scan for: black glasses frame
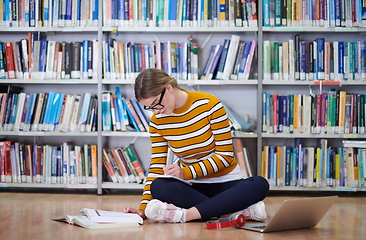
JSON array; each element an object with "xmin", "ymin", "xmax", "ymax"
[{"xmin": 143, "ymin": 88, "xmax": 166, "ymax": 111}]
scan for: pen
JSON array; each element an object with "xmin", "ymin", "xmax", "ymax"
[{"xmin": 172, "ymin": 156, "xmax": 181, "ymax": 165}]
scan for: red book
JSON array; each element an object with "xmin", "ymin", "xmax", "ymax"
[
  {"xmin": 24, "ymin": 145, "xmax": 33, "ymax": 183},
  {"xmin": 4, "ymin": 42, "xmax": 16, "ymax": 79},
  {"xmin": 0, "ymin": 141, "xmax": 5, "ymax": 182},
  {"xmin": 140, "ymin": 43, "xmax": 146, "ymax": 71},
  {"xmin": 35, "ymin": 145, "xmax": 43, "ymax": 183},
  {"xmin": 4, "ymin": 141, "xmax": 12, "ymax": 182}
]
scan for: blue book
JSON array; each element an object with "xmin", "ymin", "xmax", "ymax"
[
  {"xmin": 130, "ymin": 98, "xmax": 149, "ymax": 131},
  {"xmin": 263, "ymin": 0, "xmax": 270, "ymax": 26},
  {"xmin": 360, "ymin": 40, "xmax": 366, "ymax": 80},
  {"xmin": 201, "ymin": 45, "xmax": 216, "ymax": 80},
  {"xmin": 269, "ymin": 146, "xmax": 275, "ymax": 185},
  {"xmin": 102, "ymin": 91, "xmax": 112, "ymax": 131},
  {"xmin": 285, "ymin": 146, "xmax": 291, "ymax": 186},
  {"xmin": 317, "ymin": 38, "xmax": 325, "ymax": 80},
  {"xmin": 344, "ymin": 42, "xmax": 349, "ymax": 80},
  {"xmin": 104, "ymin": 41, "xmax": 111, "ymax": 79},
  {"xmin": 122, "ymin": 98, "xmax": 140, "ymax": 132},
  {"xmin": 29, "ymin": 0, "xmax": 36, "ymax": 27},
  {"xmin": 291, "ymin": 147, "xmax": 297, "ymax": 186},
  {"xmin": 49, "ymin": 93, "xmax": 64, "ymax": 131},
  {"xmin": 338, "ymin": 41, "xmax": 344, "ymax": 80},
  {"xmin": 65, "ymin": 0, "xmax": 73, "ymax": 24},
  {"xmin": 299, "ymin": 41, "xmax": 307, "ymax": 81},
  {"xmin": 9, "ymin": 94, "xmax": 18, "ymax": 129},
  {"xmin": 335, "ymin": 0, "xmax": 341, "ymax": 27},
  {"xmin": 115, "ymin": 87, "xmax": 128, "ymax": 131},
  {"xmin": 93, "ymin": 0, "xmax": 99, "ymax": 25},
  {"xmin": 38, "ymin": 40, "xmax": 48, "ymax": 79},
  {"xmin": 78, "ymin": 93, "xmax": 92, "ymax": 131},
  {"xmin": 4, "ymin": 0, "xmax": 11, "ymax": 26},
  {"xmin": 111, "ymin": 0, "xmax": 117, "ymax": 24},
  {"xmin": 123, "ymin": 0, "xmax": 129, "ymax": 24},
  {"xmin": 207, "ymin": 45, "xmax": 224, "ymax": 80},
  {"xmin": 281, "ymin": 95, "xmax": 288, "ymax": 133},
  {"xmin": 326, "ymin": 148, "xmax": 332, "ymax": 186},
  {"xmin": 47, "ymin": 92, "xmax": 60, "ymax": 131},
  {"xmin": 169, "ymin": 0, "xmax": 178, "ymax": 25},
  {"xmin": 237, "ymin": 42, "xmax": 251, "ymax": 79},
  {"xmin": 41, "ymin": 91, "xmax": 55, "ymax": 131},
  {"xmin": 117, "ymin": 0, "xmax": 125, "ymax": 22},
  {"xmin": 54, "ymin": 93, "xmax": 65, "ymax": 131},
  {"xmin": 52, "ymin": 0, "xmax": 59, "ymax": 27},
  {"xmin": 82, "ymin": 40, "xmax": 89, "ymax": 79},
  {"xmin": 24, "ymin": 93, "xmax": 36, "ymax": 131},
  {"xmin": 216, "ymin": 39, "xmax": 231, "ymax": 79}
]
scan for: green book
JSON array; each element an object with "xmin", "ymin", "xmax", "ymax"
[{"xmin": 123, "ymin": 144, "xmax": 145, "ymax": 182}]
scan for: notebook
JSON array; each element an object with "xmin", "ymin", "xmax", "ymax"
[{"xmin": 238, "ymin": 196, "xmax": 338, "ymax": 233}]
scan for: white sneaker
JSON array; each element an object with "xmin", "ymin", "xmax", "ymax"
[
  {"xmin": 145, "ymin": 199, "xmax": 186, "ymax": 223},
  {"xmin": 242, "ymin": 201, "xmax": 267, "ymax": 221}
]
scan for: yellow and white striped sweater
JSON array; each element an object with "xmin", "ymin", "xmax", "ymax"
[{"xmin": 138, "ymin": 91, "xmax": 239, "ymax": 210}]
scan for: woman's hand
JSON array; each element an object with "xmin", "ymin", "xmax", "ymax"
[
  {"xmin": 122, "ymin": 207, "xmax": 146, "ymax": 219},
  {"xmin": 163, "ymin": 163, "xmax": 184, "ymax": 179}
]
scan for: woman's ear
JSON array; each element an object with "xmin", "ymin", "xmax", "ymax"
[{"xmin": 166, "ymin": 84, "xmax": 174, "ymax": 93}]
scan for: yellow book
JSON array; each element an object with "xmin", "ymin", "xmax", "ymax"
[
  {"xmin": 277, "ymin": 146, "xmax": 282, "ymax": 186},
  {"xmin": 219, "ymin": 0, "xmax": 226, "ymax": 23},
  {"xmin": 262, "ymin": 146, "xmax": 269, "ymax": 179},
  {"xmin": 91, "ymin": 145, "xmax": 98, "ymax": 184},
  {"xmin": 316, "ymin": 147, "xmax": 321, "ymax": 187},
  {"xmin": 335, "ymin": 152, "xmax": 340, "ymax": 187},
  {"xmin": 338, "ymin": 91, "xmax": 346, "ymax": 133},
  {"xmin": 293, "ymin": 95, "xmax": 299, "ymax": 133}
]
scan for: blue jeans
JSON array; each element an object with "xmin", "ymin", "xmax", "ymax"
[{"xmin": 150, "ymin": 176, "xmax": 270, "ymax": 221}]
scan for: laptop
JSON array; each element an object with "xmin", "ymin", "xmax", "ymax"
[{"xmin": 238, "ymin": 196, "xmax": 338, "ymax": 233}]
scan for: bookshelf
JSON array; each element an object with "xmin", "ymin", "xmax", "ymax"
[
  {"xmin": 258, "ymin": 0, "xmax": 366, "ymax": 192},
  {"xmin": 1, "ymin": 0, "xmax": 365, "ymax": 194}
]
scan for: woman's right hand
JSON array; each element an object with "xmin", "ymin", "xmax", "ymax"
[{"xmin": 122, "ymin": 207, "xmax": 146, "ymax": 219}]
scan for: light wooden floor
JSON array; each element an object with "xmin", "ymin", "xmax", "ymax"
[{"xmin": 0, "ymin": 192, "xmax": 365, "ymax": 240}]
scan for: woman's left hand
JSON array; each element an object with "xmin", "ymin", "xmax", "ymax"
[{"xmin": 163, "ymin": 164, "xmax": 184, "ymax": 179}]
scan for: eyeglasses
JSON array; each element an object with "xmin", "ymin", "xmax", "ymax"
[{"xmin": 143, "ymin": 88, "xmax": 166, "ymax": 111}]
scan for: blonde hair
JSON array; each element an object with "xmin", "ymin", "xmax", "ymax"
[{"xmin": 134, "ymin": 68, "xmax": 185, "ymax": 100}]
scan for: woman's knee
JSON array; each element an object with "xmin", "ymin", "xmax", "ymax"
[{"xmin": 150, "ymin": 178, "xmax": 177, "ymax": 200}]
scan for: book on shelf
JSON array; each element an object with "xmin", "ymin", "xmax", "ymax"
[
  {"xmin": 232, "ymin": 138, "xmax": 250, "ymax": 178},
  {"xmin": 222, "ymin": 102, "xmax": 253, "ymax": 132},
  {"xmin": 52, "ymin": 208, "xmax": 143, "ymax": 230},
  {"xmin": 102, "ymin": 144, "xmax": 146, "ymax": 184}
]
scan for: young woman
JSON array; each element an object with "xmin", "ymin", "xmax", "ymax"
[{"xmin": 122, "ymin": 68, "xmax": 269, "ymax": 223}]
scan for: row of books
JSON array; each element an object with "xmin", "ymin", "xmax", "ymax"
[
  {"xmin": 0, "ymin": 91, "xmax": 98, "ymax": 132},
  {"xmin": 102, "ymin": 144, "xmax": 145, "ymax": 183},
  {"xmin": 263, "ymin": 0, "xmax": 366, "ymax": 28},
  {"xmin": 0, "ymin": 0, "xmax": 258, "ymax": 28},
  {"xmin": 0, "ymin": 34, "xmax": 100, "ymax": 80},
  {"xmin": 101, "ymin": 0, "xmax": 258, "ymax": 28},
  {"xmin": 102, "ymin": 35, "xmax": 199, "ymax": 81},
  {"xmin": 0, "ymin": 0, "xmax": 99, "ymax": 28},
  {"xmin": 0, "ymin": 0, "xmax": 99, "ymax": 27},
  {"xmin": 0, "ymin": 34, "xmax": 200, "ymax": 80},
  {"xmin": 262, "ymin": 90, "xmax": 366, "ymax": 134},
  {"xmin": 0, "ymin": 141, "xmax": 98, "ymax": 184},
  {"xmin": 262, "ymin": 139, "xmax": 366, "ymax": 188},
  {"xmin": 263, "ymin": 37, "xmax": 366, "ymax": 81},
  {"xmin": 101, "ymin": 87, "xmax": 152, "ymax": 132},
  {"xmin": 201, "ymin": 36, "xmax": 257, "ymax": 80}
]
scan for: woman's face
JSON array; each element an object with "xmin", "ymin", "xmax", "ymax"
[{"xmin": 140, "ymin": 87, "xmax": 174, "ymax": 115}]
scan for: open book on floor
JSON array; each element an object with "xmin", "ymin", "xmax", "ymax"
[{"xmin": 52, "ymin": 208, "xmax": 143, "ymax": 230}]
